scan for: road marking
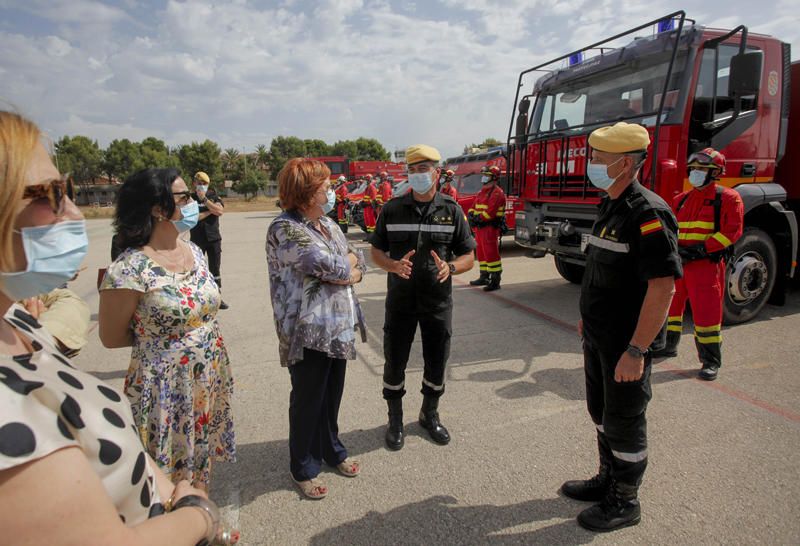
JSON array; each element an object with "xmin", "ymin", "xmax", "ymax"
[{"xmin": 457, "ymin": 279, "xmax": 800, "ymax": 425}]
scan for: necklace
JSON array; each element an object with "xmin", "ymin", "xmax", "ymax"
[{"xmin": 150, "ymin": 242, "xmax": 191, "ymax": 272}]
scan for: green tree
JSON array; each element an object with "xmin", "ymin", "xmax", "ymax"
[
  {"xmin": 268, "ymin": 136, "xmax": 306, "ymax": 177},
  {"xmin": 331, "ymin": 138, "xmax": 390, "ymax": 160},
  {"xmin": 221, "ymin": 148, "xmax": 241, "ymax": 180},
  {"xmin": 139, "ymin": 137, "xmax": 180, "ymax": 170},
  {"xmin": 353, "ymin": 137, "xmax": 390, "ymax": 161},
  {"xmin": 102, "ymin": 138, "xmax": 142, "ymax": 182},
  {"xmin": 463, "ymin": 137, "xmax": 504, "ymax": 154},
  {"xmin": 176, "ymin": 140, "xmax": 222, "ymax": 185},
  {"xmin": 232, "ymin": 169, "xmax": 266, "ymax": 201},
  {"xmin": 303, "ymin": 139, "xmax": 330, "ymax": 157},
  {"xmin": 254, "ymin": 144, "xmax": 270, "ymax": 171},
  {"xmin": 54, "ymin": 135, "xmax": 103, "ymax": 185}
]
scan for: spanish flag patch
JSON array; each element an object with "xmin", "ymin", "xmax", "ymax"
[{"xmin": 640, "ymin": 219, "xmax": 663, "ymax": 235}]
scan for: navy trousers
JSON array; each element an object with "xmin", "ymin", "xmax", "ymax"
[{"xmin": 288, "ymin": 348, "xmax": 348, "ymax": 481}]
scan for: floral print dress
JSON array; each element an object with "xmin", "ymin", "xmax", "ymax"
[{"xmin": 100, "ymin": 243, "xmax": 235, "ymax": 484}]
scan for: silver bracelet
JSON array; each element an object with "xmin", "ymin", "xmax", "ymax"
[{"xmin": 172, "ymin": 494, "xmax": 220, "ymax": 543}]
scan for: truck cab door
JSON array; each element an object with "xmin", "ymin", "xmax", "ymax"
[{"xmin": 688, "ymin": 29, "xmax": 763, "ymax": 187}]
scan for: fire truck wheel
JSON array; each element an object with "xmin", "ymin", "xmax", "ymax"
[
  {"xmin": 723, "ymin": 228, "xmax": 777, "ymax": 325},
  {"xmin": 554, "ymin": 255, "xmax": 585, "ymax": 284}
]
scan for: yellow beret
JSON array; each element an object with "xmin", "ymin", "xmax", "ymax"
[
  {"xmin": 588, "ymin": 122, "xmax": 650, "ymax": 154},
  {"xmin": 406, "ymin": 144, "xmax": 441, "ymax": 165},
  {"xmin": 194, "ymin": 171, "xmax": 210, "ymax": 183}
]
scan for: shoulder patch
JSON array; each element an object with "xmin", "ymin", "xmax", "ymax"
[{"xmin": 640, "ymin": 218, "xmax": 663, "ymax": 236}]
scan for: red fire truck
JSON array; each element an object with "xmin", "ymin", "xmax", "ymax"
[
  {"xmin": 508, "ymin": 11, "xmax": 797, "ymax": 323},
  {"xmin": 313, "ymin": 156, "xmax": 406, "ymax": 183},
  {"xmin": 444, "ymin": 146, "xmax": 523, "ymax": 230}
]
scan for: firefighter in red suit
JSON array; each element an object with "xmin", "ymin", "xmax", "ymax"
[
  {"xmin": 335, "ymin": 175, "xmax": 349, "ymax": 233},
  {"xmin": 377, "ymin": 171, "xmax": 392, "ymax": 214},
  {"xmin": 653, "ymin": 148, "xmax": 743, "ymax": 381},
  {"xmin": 468, "ymin": 165, "xmax": 506, "ymax": 291},
  {"xmin": 362, "ymin": 174, "xmax": 378, "ymax": 234},
  {"xmin": 439, "ymin": 169, "xmax": 458, "ymax": 200}
]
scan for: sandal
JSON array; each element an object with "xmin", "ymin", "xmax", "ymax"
[
  {"xmin": 337, "ymin": 458, "xmax": 361, "ymax": 477},
  {"xmin": 292, "ymin": 476, "xmax": 328, "ymax": 499}
]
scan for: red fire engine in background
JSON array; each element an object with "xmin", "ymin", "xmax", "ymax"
[
  {"xmin": 313, "ymin": 156, "xmax": 406, "ymax": 184},
  {"xmin": 444, "ymin": 146, "xmax": 523, "ymax": 231},
  {"xmin": 508, "ymin": 11, "xmax": 797, "ymax": 324}
]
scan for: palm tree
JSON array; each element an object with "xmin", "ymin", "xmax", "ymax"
[{"xmin": 222, "ymin": 148, "xmax": 240, "ymax": 178}]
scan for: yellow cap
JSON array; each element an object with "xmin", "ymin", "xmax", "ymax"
[
  {"xmin": 588, "ymin": 122, "xmax": 650, "ymax": 154},
  {"xmin": 406, "ymin": 144, "xmax": 441, "ymax": 165},
  {"xmin": 194, "ymin": 171, "xmax": 210, "ymax": 183}
]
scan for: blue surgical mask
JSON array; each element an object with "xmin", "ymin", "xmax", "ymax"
[
  {"xmin": 196, "ymin": 185, "xmax": 209, "ymax": 193},
  {"xmin": 321, "ymin": 188, "xmax": 336, "ymax": 214},
  {"xmin": 0, "ymin": 220, "xmax": 88, "ymax": 300},
  {"xmin": 688, "ymin": 169, "xmax": 709, "ymax": 188},
  {"xmin": 173, "ymin": 201, "xmax": 199, "ymax": 233},
  {"xmin": 586, "ymin": 157, "xmax": 624, "ymax": 190},
  {"xmin": 481, "ymin": 175, "xmax": 491, "ymax": 185},
  {"xmin": 408, "ymin": 172, "xmax": 434, "ymax": 194}
]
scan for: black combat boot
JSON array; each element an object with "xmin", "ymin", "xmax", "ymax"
[
  {"xmin": 577, "ymin": 481, "xmax": 641, "ymax": 532},
  {"xmin": 385, "ymin": 399, "xmax": 404, "ymax": 451},
  {"xmin": 699, "ymin": 363, "xmax": 719, "ymax": 381},
  {"xmin": 483, "ymin": 272, "xmax": 501, "ymax": 292},
  {"xmin": 419, "ymin": 395, "xmax": 450, "ymax": 445},
  {"xmin": 561, "ymin": 461, "xmax": 611, "ymax": 502},
  {"xmin": 469, "ymin": 271, "xmax": 489, "ymax": 286}
]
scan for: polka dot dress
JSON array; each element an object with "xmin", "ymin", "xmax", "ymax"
[{"xmin": 0, "ymin": 305, "xmax": 161, "ymax": 525}]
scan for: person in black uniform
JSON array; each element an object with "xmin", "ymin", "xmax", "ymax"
[
  {"xmin": 190, "ymin": 171, "xmax": 229, "ymax": 310},
  {"xmin": 370, "ymin": 144, "xmax": 475, "ymax": 450},
  {"xmin": 562, "ymin": 123, "xmax": 682, "ymax": 532}
]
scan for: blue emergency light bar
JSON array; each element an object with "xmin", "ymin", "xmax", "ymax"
[
  {"xmin": 658, "ymin": 18, "xmax": 675, "ymax": 32},
  {"xmin": 568, "ymin": 52, "xmax": 583, "ymax": 65}
]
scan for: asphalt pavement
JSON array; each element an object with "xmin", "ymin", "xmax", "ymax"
[{"xmin": 71, "ymin": 212, "xmax": 800, "ymax": 545}]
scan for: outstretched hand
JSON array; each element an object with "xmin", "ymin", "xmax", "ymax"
[
  {"xmin": 393, "ymin": 250, "xmax": 415, "ymax": 279},
  {"xmin": 431, "ymin": 250, "xmax": 450, "ymax": 283}
]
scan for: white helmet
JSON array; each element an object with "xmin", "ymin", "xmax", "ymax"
[{"xmin": 338, "ymin": 175, "xmax": 346, "ymax": 183}]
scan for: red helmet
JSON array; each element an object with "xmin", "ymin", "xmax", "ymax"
[
  {"xmin": 366, "ymin": 174, "xmax": 373, "ymax": 180},
  {"xmin": 444, "ymin": 169, "xmax": 455, "ymax": 180},
  {"xmin": 481, "ymin": 165, "xmax": 501, "ymax": 179},
  {"xmin": 687, "ymin": 147, "xmax": 726, "ymax": 176}
]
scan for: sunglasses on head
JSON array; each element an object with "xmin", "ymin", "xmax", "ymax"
[{"xmin": 23, "ymin": 175, "xmax": 69, "ymax": 215}]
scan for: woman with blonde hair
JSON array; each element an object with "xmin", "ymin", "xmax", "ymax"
[
  {"xmin": 0, "ymin": 110, "xmax": 237, "ymax": 544},
  {"xmin": 267, "ymin": 158, "xmax": 367, "ymax": 499}
]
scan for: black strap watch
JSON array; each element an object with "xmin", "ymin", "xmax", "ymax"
[
  {"xmin": 448, "ymin": 263, "xmax": 456, "ymax": 274},
  {"xmin": 626, "ymin": 343, "xmax": 648, "ymax": 358}
]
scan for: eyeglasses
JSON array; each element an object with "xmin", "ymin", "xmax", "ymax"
[
  {"xmin": 173, "ymin": 191, "xmax": 193, "ymax": 205},
  {"xmin": 22, "ymin": 176, "xmax": 68, "ymax": 215}
]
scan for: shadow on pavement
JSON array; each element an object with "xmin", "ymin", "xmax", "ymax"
[
  {"xmin": 308, "ymin": 494, "xmax": 593, "ymax": 545},
  {"xmin": 212, "ymin": 425, "xmax": 388, "ymax": 509}
]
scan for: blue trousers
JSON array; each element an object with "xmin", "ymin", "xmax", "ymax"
[{"xmin": 288, "ymin": 349, "xmax": 348, "ymax": 481}]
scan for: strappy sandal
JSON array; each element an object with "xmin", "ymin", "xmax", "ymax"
[
  {"xmin": 292, "ymin": 476, "xmax": 328, "ymax": 499},
  {"xmin": 336, "ymin": 458, "xmax": 361, "ymax": 477}
]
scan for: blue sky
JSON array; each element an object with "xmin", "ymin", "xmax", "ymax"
[{"xmin": 0, "ymin": 0, "xmax": 796, "ymax": 160}]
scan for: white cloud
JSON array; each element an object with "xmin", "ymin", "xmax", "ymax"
[{"xmin": 0, "ymin": 0, "xmax": 795, "ymax": 161}]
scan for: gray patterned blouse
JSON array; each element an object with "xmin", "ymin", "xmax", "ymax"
[{"xmin": 266, "ymin": 210, "xmax": 367, "ymax": 366}]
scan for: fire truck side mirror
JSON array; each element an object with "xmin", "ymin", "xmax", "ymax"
[
  {"xmin": 516, "ymin": 98, "xmax": 531, "ymax": 137},
  {"xmin": 729, "ymin": 51, "xmax": 763, "ymax": 98}
]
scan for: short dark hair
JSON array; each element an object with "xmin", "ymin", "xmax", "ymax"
[{"xmin": 114, "ymin": 168, "xmax": 181, "ymax": 250}]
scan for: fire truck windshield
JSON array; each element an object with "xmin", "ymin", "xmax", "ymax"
[
  {"xmin": 531, "ymin": 47, "xmax": 692, "ymax": 135},
  {"xmin": 456, "ymin": 173, "xmax": 484, "ymax": 195}
]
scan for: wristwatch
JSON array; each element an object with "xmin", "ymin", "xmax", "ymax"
[
  {"xmin": 448, "ymin": 263, "xmax": 456, "ymax": 274},
  {"xmin": 626, "ymin": 343, "xmax": 648, "ymax": 358}
]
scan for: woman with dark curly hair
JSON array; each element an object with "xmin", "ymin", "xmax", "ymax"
[{"xmin": 99, "ymin": 168, "xmax": 235, "ymax": 493}]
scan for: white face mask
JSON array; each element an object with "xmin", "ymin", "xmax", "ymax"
[
  {"xmin": 688, "ymin": 169, "xmax": 710, "ymax": 188},
  {"xmin": 408, "ymin": 171, "xmax": 434, "ymax": 194}
]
